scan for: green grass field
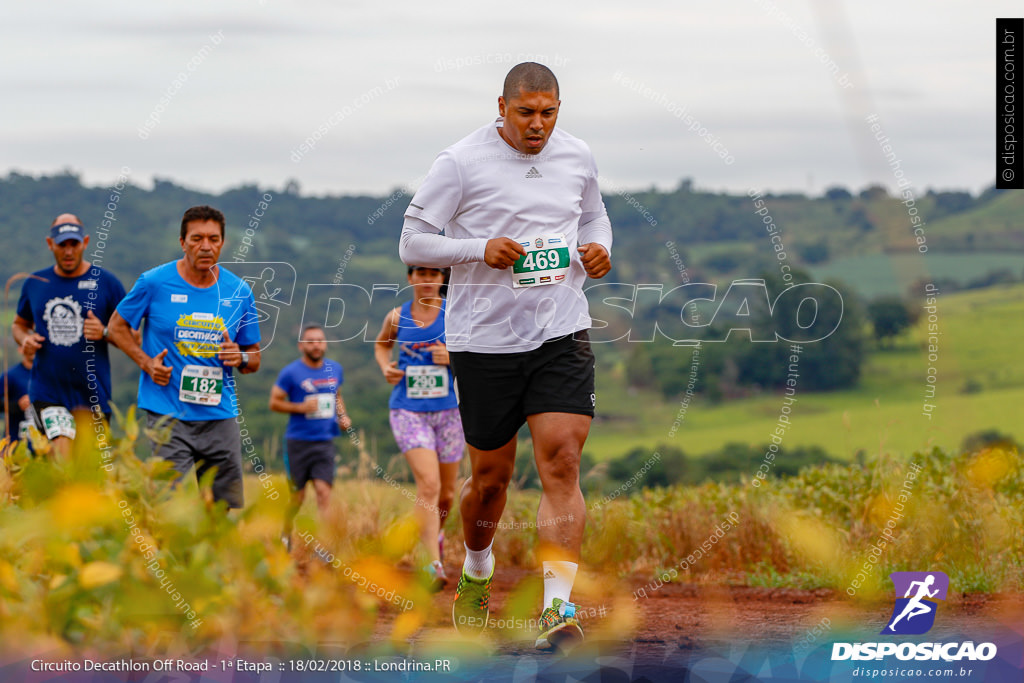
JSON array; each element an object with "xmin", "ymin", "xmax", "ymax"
[{"xmin": 584, "ymin": 283, "xmax": 1024, "ymax": 461}]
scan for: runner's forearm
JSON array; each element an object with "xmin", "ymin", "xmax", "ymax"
[
  {"xmin": 11, "ymin": 318, "xmax": 34, "ymax": 347},
  {"xmin": 237, "ymin": 344, "xmax": 261, "ymax": 374},
  {"xmin": 577, "ymin": 213, "xmax": 613, "ymax": 255},
  {"xmin": 102, "ymin": 326, "xmax": 141, "ymax": 352},
  {"xmin": 374, "ymin": 343, "xmax": 393, "ymax": 372},
  {"xmin": 269, "ymin": 396, "xmax": 309, "ymax": 414},
  {"xmin": 107, "ymin": 312, "xmax": 151, "ymax": 370},
  {"xmin": 399, "ymin": 216, "xmax": 488, "ymax": 267}
]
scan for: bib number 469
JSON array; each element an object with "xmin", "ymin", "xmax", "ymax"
[
  {"xmin": 518, "ymin": 249, "xmax": 562, "ymax": 272},
  {"xmin": 511, "ymin": 234, "xmax": 571, "ymax": 288}
]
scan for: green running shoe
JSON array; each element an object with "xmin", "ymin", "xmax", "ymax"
[
  {"xmin": 425, "ymin": 560, "xmax": 448, "ymax": 593},
  {"xmin": 535, "ymin": 598, "xmax": 583, "ymax": 652},
  {"xmin": 452, "ymin": 568, "xmax": 492, "ymax": 634}
]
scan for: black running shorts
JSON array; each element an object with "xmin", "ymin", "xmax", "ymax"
[
  {"xmin": 448, "ymin": 330, "xmax": 596, "ymax": 451},
  {"xmin": 284, "ymin": 439, "xmax": 337, "ymax": 490}
]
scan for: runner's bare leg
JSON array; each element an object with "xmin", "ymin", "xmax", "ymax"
[
  {"xmin": 283, "ymin": 485, "xmax": 306, "ymax": 540},
  {"xmin": 528, "ymin": 412, "xmax": 589, "ymax": 562},
  {"xmin": 312, "ymin": 479, "xmax": 333, "ymax": 517},
  {"xmin": 405, "ymin": 447, "xmax": 444, "ymax": 562},
  {"xmin": 437, "ymin": 459, "xmax": 459, "ymax": 530},
  {"xmin": 461, "ymin": 437, "xmax": 517, "ymax": 550}
]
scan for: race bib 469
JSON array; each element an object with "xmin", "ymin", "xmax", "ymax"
[{"xmin": 511, "ymin": 234, "xmax": 570, "ymax": 288}]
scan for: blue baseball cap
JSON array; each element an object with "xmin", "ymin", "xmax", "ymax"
[{"xmin": 50, "ymin": 222, "xmax": 86, "ymax": 244}]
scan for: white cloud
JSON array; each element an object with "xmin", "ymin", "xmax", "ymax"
[{"xmin": 0, "ymin": 1, "xmax": 1015, "ymax": 196}]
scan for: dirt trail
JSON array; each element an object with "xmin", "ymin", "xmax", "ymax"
[{"xmin": 361, "ymin": 566, "xmax": 1024, "ymax": 677}]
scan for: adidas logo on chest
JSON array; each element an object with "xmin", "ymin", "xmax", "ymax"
[{"xmin": 524, "ymin": 166, "xmax": 543, "ymax": 179}]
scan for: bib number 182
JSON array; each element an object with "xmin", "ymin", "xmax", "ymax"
[
  {"xmin": 180, "ymin": 365, "xmax": 224, "ymax": 406},
  {"xmin": 189, "ymin": 377, "xmax": 218, "ymax": 394}
]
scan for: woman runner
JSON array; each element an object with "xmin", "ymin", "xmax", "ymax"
[{"xmin": 374, "ymin": 266, "xmax": 465, "ymax": 590}]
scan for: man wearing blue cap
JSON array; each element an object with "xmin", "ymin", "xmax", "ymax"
[{"xmin": 12, "ymin": 213, "xmax": 129, "ymax": 456}]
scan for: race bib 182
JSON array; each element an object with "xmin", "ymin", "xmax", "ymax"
[{"xmin": 179, "ymin": 365, "xmax": 224, "ymax": 406}]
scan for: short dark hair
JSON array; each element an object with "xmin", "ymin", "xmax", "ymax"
[
  {"xmin": 503, "ymin": 62, "xmax": 559, "ymax": 101},
  {"xmin": 299, "ymin": 324, "xmax": 324, "ymax": 341},
  {"xmin": 180, "ymin": 205, "xmax": 225, "ymax": 241},
  {"xmin": 406, "ymin": 266, "xmax": 450, "ymax": 297}
]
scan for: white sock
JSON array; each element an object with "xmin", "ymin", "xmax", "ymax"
[
  {"xmin": 463, "ymin": 541, "xmax": 494, "ymax": 580},
  {"xmin": 543, "ymin": 561, "xmax": 578, "ymax": 609}
]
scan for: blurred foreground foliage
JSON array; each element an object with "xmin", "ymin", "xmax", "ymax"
[
  {"xmin": 575, "ymin": 442, "xmax": 1024, "ymax": 596},
  {"xmin": 1, "ymin": 409, "xmax": 1021, "ymax": 655},
  {"xmin": 0, "ymin": 408, "xmax": 438, "ymax": 657}
]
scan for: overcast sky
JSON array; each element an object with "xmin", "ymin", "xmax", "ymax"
[{"xmin": 1, "ymin": 1, "xmax": 1015, "ymax": 198}]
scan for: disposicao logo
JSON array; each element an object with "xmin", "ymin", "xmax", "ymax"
[
  {"xmin": 831, "ymin": 570, "xmax": 998, "ymax": 662},
  {"xmin": 881, "ymin": 571, "xmax": 948, "ymax": 635}
]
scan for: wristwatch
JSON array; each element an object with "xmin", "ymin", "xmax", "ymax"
[{"xmin": 239, "ymin": 352, "xmax": 250, "ymax": 369}]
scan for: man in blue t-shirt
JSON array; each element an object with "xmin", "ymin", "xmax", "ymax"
[
  {"xmin": 270, "ymin": 324, "xmax": 352, "ymax": 544},
  {"xmin": 108, "ymin": 205, "xmax": 262, "ymax": 509},
  {"xmin": 2, "ymin": 348, "xmax": 33, "ymax": 445},
  {"xmin": 12, "ymin": 213, "xmax": 130, "ymax": 456}
]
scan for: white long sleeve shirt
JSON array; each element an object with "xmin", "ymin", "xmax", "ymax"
[{"xmin": 400, "ymin": 120, "xmax": 613, "ymax": 353}]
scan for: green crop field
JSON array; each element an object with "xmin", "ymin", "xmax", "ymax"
[
  {"xmin": 584, "ymin": 283, "xmax": 1024, "ymax": 462},
  {"xmin": 808, "ymin": 252, "xmax": 1024, "ymax": 300}
]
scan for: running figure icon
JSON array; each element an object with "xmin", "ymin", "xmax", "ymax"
[{"xmin": 884, "ymin": 573, "xmax": 937, "ymax": 634}]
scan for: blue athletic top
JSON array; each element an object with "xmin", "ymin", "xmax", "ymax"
[
  {"xmin": 16, "ymin": 266, "xmax": 127, "ymax": 413},
  {"xmin": 3, "ymin": 362, "xmax": 31, "ymax": 439},
  {"xmin": 389, "ymin": 299, "xmax": 457, "ymax": 412},
  {"xmin": 275, "ymin": 358, "xmax": 343, "ymax": 441},
  {"xmin": 116, "ymin": 261, "xmax": 260, "ymax": 421}
]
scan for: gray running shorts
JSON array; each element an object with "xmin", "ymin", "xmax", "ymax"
[{"xmin": 146, "ymin": 411, "xmax": 245, "ymax": 509}]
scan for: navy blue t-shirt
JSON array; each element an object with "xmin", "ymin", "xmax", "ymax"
[
  {"xmin": 275, "ymin": 358, "xmax": 343, "ymax": 441},
  {"xmin": 2, "ymin": 361, "xmax": 31, "ymax": 439},
  {"xmin": 16, "ymin": 266, "xmax": 127, "ymax": 413}
]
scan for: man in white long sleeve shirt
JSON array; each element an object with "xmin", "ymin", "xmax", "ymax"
[{"xmin": 400, "ymin": 62, "xmax": 612, "ymax": 652}]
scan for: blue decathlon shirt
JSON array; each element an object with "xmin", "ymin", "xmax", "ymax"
[
  {"xmin": 16, "ymin": 266, "xmax": 127, "ymax": 413},
  {"xmin": 116, "ymin": 261, "xmax": 260, "ymax": 421},
  {"xmin": 389, "ymin": 300, "xmax": 458, "ymax": 412},
  {"xmin": 3, "ymin": 362, "xmax": 31, "ymax": 439},
  {"xmin": 275, "ymin": 358, "xmax": 343, "ymax": 441}
]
